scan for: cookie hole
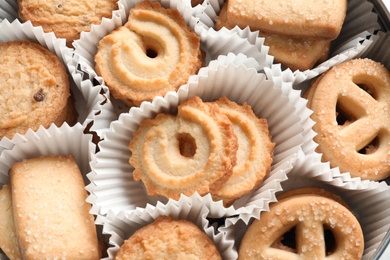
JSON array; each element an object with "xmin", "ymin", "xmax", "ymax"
[
  {"xmin": 324, "ymin": 227, "xmax": 336, "ymax": 255},
  {"xmin": 271, "ymin": 226, "xmax": 336, "ymax": 255},
  {"xmin": 358, "ymin": 135, "xmax": 379, "ymax": 155},
  {"xmin": 272, "ymin": 227, "xmax": 297, "ymax": 253},
  {"xmin": 357, "ymin": 83, "xmax": 376, "ymax": 100},
  {"xmin": 146, "ymin": 48, "xmax": 158, "ymax": 58},
  {"xmin": 177, "ymin": 133, "xmax": 196, "ymax": 158},
  {"xmin": 336, "ymin": 103, "xmax": 356, "ymax": 127}
]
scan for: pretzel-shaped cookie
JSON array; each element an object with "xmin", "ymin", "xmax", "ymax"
[
  {"xmin": 238, "ymin": 193, "xmax": 364, "ymax": 259},
  {"xmin": 307, "ymin": 58, "xmax": 390, "ymax": 180}
]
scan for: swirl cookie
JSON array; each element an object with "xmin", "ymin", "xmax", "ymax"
[
  {"xmin": 238, "ymin": 189, "xmax": 364, "ymax": 259},
  {"xmin": 306, "ymin": 58, "xmax": 390, "ymax": 180},
  {"xmin": 211, "ymin": 97, "xmax": 274, "ymax": 205},
  {"xmin": 0, "ymin": 41, "xmax": 72, "ymax": 140},
  {"xmin": 129, "ymin": 96, "xmax": 238, "ymax": 200},
  {"xmin": 95, "ymin": 1, "xmax": 204, "ymax": 106},
  {"xmin": 18, "ymin": 0, "xmax": 118, "ymax": 47},
  {"xmin": 115, "ymin": 216, "xmax": 221, "ymax": 259}
]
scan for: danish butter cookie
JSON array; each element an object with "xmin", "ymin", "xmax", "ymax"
[
  {"xmin": 129, "ymin": 96, "xmax": 238, "ymax": 200},
  {"xmin": 95, "ymin": 1, "xmax": 204, "ymax": 106},
  {"xmin": 307, "ymin": 58, "xmax": 390, "ymax": 180},
  {"xmin": 18, "ymin": 0, "xmax": 118, "ymax": 46},
  {"xmin": 216, "ymin": 1, "xmax": 332, "ymax": 71},
  {"xmin": 0, "ymin": 41, "xmax": 71, "ymax": 140},
  {"xmin": 211, "ymin": 97, "xmax": 274, "ymax": 205},
  {"xmin": 115, "ymin": 216, "xmax": 221, "ymax": 259},
  {"xmin": 10, "ymin": 155, "xmax": 101, "ymax": 259},
  {"xmin": 239, "ymin": 192, "xmax": 364, "ymax": 259},
  {"xmin": 226, "ymin": 0, "xmax": 347, "ymax": 40},
  {"xmin": 0, "ymin": 185, "xmax": 21, "ymax": 260}
]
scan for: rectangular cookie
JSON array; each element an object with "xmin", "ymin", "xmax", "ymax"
[
  {"xmin": 0, "ymin": 185, "xmax": 22, "ymax": 260},
  {"xmin": 226, "ymin": 0, "xmax": 347, "ymax": 40},
  {"xmin": 10, "ymin": 155, "xmax": 101, "ymax": 259}
]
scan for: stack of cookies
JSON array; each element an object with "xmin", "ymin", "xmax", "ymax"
[{"xmin": 216, "ymin": 0, "xmax": 348, "ymax": 71}]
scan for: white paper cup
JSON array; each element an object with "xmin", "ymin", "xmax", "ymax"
[
  {"xmin": 0, "ymin": 123, "xmax": 98, "ymax": 260},
  {"xmin": 71, "ymin": 0, "xmax": 275, "ymax": 119},
  {"xmin": 86, "ymin": 53, "xmax": 315, "ymax": 229},
  {"xmin": 195, "ymin": 0, "xmax": 380, "ymax": 81},
  {"xmin": 229, "ymin": 153, "xmax": 390, "ymax": 260},
  {"xmin": 0, "ymin": 19, "xmax": 115, "ymax": 150},
  {"xmin": 299, "ymin": 30, "xmax": 390, "ymax": 182},
  {"xmin": 97, "ymin": 195, "xmax": 237, "ymax": 259}
]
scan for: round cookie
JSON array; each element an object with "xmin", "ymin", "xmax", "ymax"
[
  {"xmin": 18, "ymin": 0, "xmax": 118, "ymax": 47},
  {"xmin": 238, "ymin": 190, "xmax": 364, "ymax": 259},
  {"xmin": 115, "ymin": 216, "xmax": 221, "ymax": 260},
  {"xmin": 129, "ymin": 96, "xmax": 238, "ymax": 200},
  {"xmin": 307, "ymin": 58, "xmax": 390, "ymax": 180},
  {"xmin": 95, "ymin": 1, "xmax": 204, "ymax": 106},
  {"xmin": 0, "ymin": 40, "xmax": 70, "ymax": 139},
  {"xmin": 211, "ymin": 97, "xmax": 274, "ymax": 205}
]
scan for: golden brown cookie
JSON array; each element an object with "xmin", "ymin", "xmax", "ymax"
[
  {"xmin": 306, "ymin": 58, "xmax": 390, "ymax": 180},
  {"xmin": 225, "ymin": 0, "xmax": 347, "ymax": 40},
  {"xmin": 238, "ymin": 191, "xmax": 364, "ymax": 259},
  {"xmin": 129, "ymin": 96, "xmax": 238, "ymax": 200},
  {"xmin": 95, "ymin": 1, "xmax": 204, "ymax": 106},
  {"xmin": 0, "ymin": 40, "xmax": 71, "ymax": 139},
  {"xmin": 0, "ymin": 185, "xmax": 22, "ymax": 260},
  {"xmin": 18, "ymin": 0, "xmax": 118, "ymax": 47},
  {"xmin": 216, "ymin": 1, "xmax": 331, "ymax": 71},
  {"xmin": 115, "ymin": 216, "xmax": 221, "ymax": 260},
  {"xmin": 10, "ymin": 155, "xmax": 101, "ymax": 259},
  {"xmin": 211, "ymin": 97, "xmax": 274, "ymax": 205}
]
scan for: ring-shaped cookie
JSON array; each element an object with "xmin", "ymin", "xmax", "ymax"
[
  {"xmin": 238, "ymin": 193, "xmax": 364, "ymax": 259},
  {"xmin": 307, "ymin": 58, "xmax": 390, "ymax": 180},
  {"xmin": 95, "ymin": 1, "xmax": 204, "ymax": 106},
  {"xmin": 129, "ymin": 96, "xmax": 238, "ymax": 200},
  {"xmin": 211, "ymin": 97, "xmax": 274, "ymax": 205}
]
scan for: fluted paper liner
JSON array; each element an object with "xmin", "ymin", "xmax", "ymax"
[
  {"xmin": 0, "ymin": 123, "xmax": 97, "ymax": 260},
  {"xmin": 71, "ymin": 0, "xmax": 274, "ymax": 119},
  {"xmin": 195, "ymin": 0, "xmax": 380, "ymax": 81},
  {"xmin": 0, "ymin": 18, "xmax": 115, "ymax": 151},
  {"xmin": 227, "ymin": 152, "xmax": 390, "ymax": 259},
  {"xmin": 97, "ymin": 196, "xmax": 237, "ymax": 259},
  {"xmin": 0, "ymin": 0, "xmax": 18, "ymax": 22},
  {"xmin": 86, "ymin": 53, "xmax": 316, "ymax": 227},
  {"xmin": 298, "ymin": 30, "xmax": 390, "ymax": 176},
  {"xmin": 0, "ymin": 123, "xmax": 95, "ymax": 185}
]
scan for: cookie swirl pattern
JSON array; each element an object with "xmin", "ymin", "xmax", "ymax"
[
  {"xmin": 95, "ymin": 1, "xmax": 204, "ymax": 106},
  {"xmin": 211, "ymin": 97, "xmax": 274, "ymax": 204},
  {"xmin": 307, "ymin": 58, "xmax": 390, "ymax": 180},
  {"xmin": 129, "ymin": 96, "xmax": 238, "ymax": 200}
]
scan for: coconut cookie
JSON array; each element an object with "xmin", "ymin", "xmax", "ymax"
[
  {"xmin": 115, "ymin": 216, "xmax": 221, "ymax": 259},
  {"xmin": 18, "ymin": 0, "xmax": 118, "ymax": 46},
  {"xmin": 0, "ymin": 41, "xmax": 72, "ymax": 140}
]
